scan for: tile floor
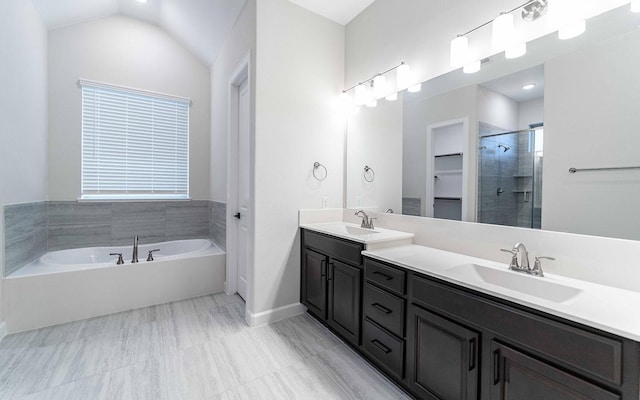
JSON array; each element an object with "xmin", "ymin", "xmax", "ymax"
[{"xmin": 0, "ymin": 293, "xmax": 411, "ymax": 399}]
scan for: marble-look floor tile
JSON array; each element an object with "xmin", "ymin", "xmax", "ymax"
[{"xmin": 163, "ymin": 343, "xmax": 226, "ymax": 400}]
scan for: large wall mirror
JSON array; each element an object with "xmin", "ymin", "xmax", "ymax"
[{"xmin": 346, "ymin": 4, "xmax": 640, "ymax": 241}]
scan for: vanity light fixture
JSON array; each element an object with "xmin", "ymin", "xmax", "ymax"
[
  {"xmin": 340, "ymin": 61, "xmax": 414, "ymax": 110},
  {"xmin": 505, "ymin": 42, "xmax": 527, "ymax": 59},
  {"xmin": 463, "ymin": 60, "xmax": 481, "ymax": 74},
  {"xmin": 550, "ymin": 0, "xmax": 586, "ymax": 40},
  {"xmin": 558, "ymin": 19, "xmax": 586, "ymax": 40},
  {"xmin": 492, "ymin": 12, "xmax": 514, "ymax": 52},
  {"xmin": 450, "ymin": 36, "xmax": 469, "ymax": 68},
  {"xmin": 522, "ymin": 83, "xmax": 536, "ymax": 90},
  {"xmin": 408, "ymin": 83, "xmax": 422, "ymax": 93},
  {"xmin": 632, "ymin": 0, "xmax": 640, "ymax": 13}
]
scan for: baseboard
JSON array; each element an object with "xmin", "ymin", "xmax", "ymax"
[
  {"xmin": 0, "ymin": 321, "xmax": 7, "ymax": 343},
  {"xmin": 246, "ymin": 302, "xmax": 307, "ymax": 327}
]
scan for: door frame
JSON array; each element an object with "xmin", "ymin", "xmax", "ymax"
[
  {"xmin": 226, "ymin": 52, "xmax": 254, "ymax": 310},
  {"xmin": 425, "ymin": 117, "xmax": 470, "ymax": 220}
]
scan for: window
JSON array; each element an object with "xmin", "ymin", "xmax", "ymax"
[{"xmin": 80, "ymin": 80, "xmax": 190, "ymax": 200}]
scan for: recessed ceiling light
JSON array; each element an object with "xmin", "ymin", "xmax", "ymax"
[
  {"xmin": 522, "ymin": 84, "xmax": 536, "ymax": 90},
  {"xmin": 136, "ymin": 0, "xmax": 148, "ymax": 3}
]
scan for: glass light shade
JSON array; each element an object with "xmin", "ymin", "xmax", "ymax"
[
  {"xmin": 558, "ymin": 18, "xmax": 586, "ymax": 39},
  {"xmin": 463, "ymin": 60, "xmax": 481, "ymax": 74},
  {"xmin": 396, "ymin": 64, "xmax": 411, "ymax": 90},
  {"xmin": 633, "ymin": 0, "xmax": 640, "ymax": 12},
  {"xmin": 450, "ymin": 36, "xmax": 469, "ymax": 68},
  {"xmin": 408, "ymin": 83, "xmax": 422, "ymax": 93},
  {"xmin": 366, "ymin": 99, "xmax": 378, "ymax": 108},
  {"xmin": 505, "ymin": 42, "xmax": 527, "ymax": 59},
  {"xmin": 354, "ymin": 84, "xmax": 367, "ymax": 106},
  {"xmin": 385, "ymin": 92, "xmax": 398, "ymax": 101},
  {"xmin": 373, "ymin": 75, "xmax": 387, "ymax": 99},
  {"xmin": 492, "ymin": 12, "xmax": 514, "ymax": 52}
]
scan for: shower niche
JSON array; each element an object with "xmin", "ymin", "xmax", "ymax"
[{"xmin": 477, "ymin": 123, "xmax": 543, "ymax": 229}]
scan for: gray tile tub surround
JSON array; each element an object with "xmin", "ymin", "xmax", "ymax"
[
  {"xmin": 210, "ymin": 201, "xmax": 227, "ymax": 251},
  {"xmin": 4, "ymin": 202, "xmax": 48, "ymax": 276},
  {"xmin": 47, "ymin": 200, "xmax": 214, "ymax": 251}
]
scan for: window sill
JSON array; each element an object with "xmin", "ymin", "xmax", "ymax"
[{"xmin": 78, "ymin": 195, "xmax": 192, "ymax": 203}]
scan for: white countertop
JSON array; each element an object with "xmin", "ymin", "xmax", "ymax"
[
  {"xmin": 300, "ymin": 222, "xmax": 414, "ymax": 246},
  {"xmin": 364, "ymin": 244, "xmax": 640, "ymax": 342}
]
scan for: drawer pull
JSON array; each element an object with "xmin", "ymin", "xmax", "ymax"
[
  {"xmin": 372, "ymin": 271, "xmax": 393, "ymax": 281},
  {"xmin": 372, "ymin": 302, "xmax": 392, "ymax": 314},
  {"xmin": 321, "ymin": 261, "xmax": 326, "ymax": 278},
  {"xmin": 327, "ymin": 263, "xmax": 334, "ymax": 281},
  {"xmin": 468, "ymin": 338, "xmax": 476, "ymax": 371},
  {"xmin": 371, "ymin": 339, "xmax": 392, "ymax": 354},
  {"xmin": 493, "ymin": 350, "xmax": 501, "ymax": 384}
]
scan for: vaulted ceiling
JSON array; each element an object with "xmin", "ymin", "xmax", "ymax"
[{"xmin": 29, "ymin": 0, "xmax": 373, "ymax": 67}]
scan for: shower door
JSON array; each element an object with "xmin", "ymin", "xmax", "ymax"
[{"xmin": 478, "ymin": 129, "xmax": 540, "ymax": 229}]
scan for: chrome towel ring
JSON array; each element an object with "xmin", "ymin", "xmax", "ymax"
[
  {"xmin": 313, "ymin": 162, "xmax": 328, "ymax": 181},
  {"xmin": 364, "ymin": 165, "xmax": 375, "ymax": 182}
]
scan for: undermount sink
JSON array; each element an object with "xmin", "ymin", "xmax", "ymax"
[{"xmin": 446, "ymin": 263, "xmax": 583, "ymax": 303}]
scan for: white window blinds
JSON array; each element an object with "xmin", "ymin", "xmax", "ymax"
[{"xmin": 80, "ymin": 81, "xmax": 190, "ymax": 200}]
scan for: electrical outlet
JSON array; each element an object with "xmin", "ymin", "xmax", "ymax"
[{"xmin": 322, "ymin": 197, "xmax": 328, "ymax": 208}]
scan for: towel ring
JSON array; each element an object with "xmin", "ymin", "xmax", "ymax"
[
  {"xmin": 364, "ymin": 165, "xmax": 375, "ymax": 182},
  {"xmin": 313, "ymin": 162, "xmax": 328, "ymax": 181}
]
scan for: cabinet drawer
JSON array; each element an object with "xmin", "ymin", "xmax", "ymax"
[
  {"xmin": 363, "ymin": 319, "xmax": 404, "ymax": 379},
  {"xmin": 303, "ymin": 230, "xmax": 363, "ymax": 266},
  {"xmin": 411, "ymin": 273, "xmax": 623, "ymax": 386},
  {"xmin": 365, "ymin": 258, "xmax": 406, "ymax": 295},
  {"xmin": 363, "ymin": 283, "xmax": 405, "ymax": 338}
]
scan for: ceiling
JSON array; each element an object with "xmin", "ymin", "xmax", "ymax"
[
  {"xmin": 287, "ymin": 0, "xmax": 375, "ymax": 25},
  {"xmin": 481, "ymin": 64, "xmax": 545, "ymax": 103},
  {"xmin": 28, "ymin": 0, "xmax": 373, "ymax": 67}
]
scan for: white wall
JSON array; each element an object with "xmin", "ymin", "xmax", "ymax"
[
  {"xmin": 346, "ymin": 99, "xmax": 403, "ymax": 211},
  {"xmin": 543, "ymin": 29, "xmax": 640, "ymax": 240},
  {"xmin": 477, "ymin": 86, "xmax": 519, "ymax": 132},
  {"xmin": 210, "ymin": 0, "xmax": 256, "ymax": 203},
  {"xmin": 0, "ymin": 0, "xmax": 48, "ymax": 327},
  {"xmin": 252, "ymin": 0, "xmax": 345, "ymax": 316},
  {"xmin": 0, "ymin": 1, "xmax": 48, "ymax": 206},
  {"xmin": 518, "ymin": 97, "xmax": 544, "ymax": 130},
  {"xmin": 47, "ymin": 16, "xmax": 211, "ymax": 201}
]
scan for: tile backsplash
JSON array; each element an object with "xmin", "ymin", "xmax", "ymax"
[{"xmin": 4, "ymin": 200, "xmax": 227, "ymax": 276}]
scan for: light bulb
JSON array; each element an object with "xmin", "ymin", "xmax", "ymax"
[
  {"xmin": 385, "ymin": 92, "xmax": 398, "ymax": 101},
  {"xmin": 373, "ymin": 75, "xmax": 387, "ymax": 99},
  {"xmin": 632, "ymin": 0, "xmax": 640, "ymax": 12},
  {"xmin": 408, "ymin": 83, "xmax": 422, "ymax": 93},
  {"xmin": 396, "ymin": 64, "xmax": 411, "ymax": 90},
  {"xmin": 492, "ymin": 12, "xmax": 514, "ymax": 52},
  {"xmin": 505, "ymin": 42, "xmax": 527, "ymax": 59},
  {"xmin": 450, "ymin": 36, "xmax": 469, "ymax": 68},
  {"xmin": 522, "ymin": 84, "xmax": 536, "ymax": 90},
  {"xmin": 463, "ymin": 60, "xmax": 481, "ymax": 74},
  {"xmin": 354, "ymin": 84, "xmax": 367, "ymax": 106},
  {"xmin": 558, "ymin": 19, "xmax": 585, "ymax": 39}
]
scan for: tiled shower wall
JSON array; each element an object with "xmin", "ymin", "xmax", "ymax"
[{"xmin": 3, "ymin": 200, "xmax": 228, "ymax": 276}]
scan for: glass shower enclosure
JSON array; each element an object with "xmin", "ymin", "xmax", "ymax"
[{"xmin": 477, "ymin": 124, "xmax": 543, "ymax": 229}]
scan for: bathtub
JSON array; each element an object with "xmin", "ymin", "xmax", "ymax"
[{"xmin": 3, "ymin": 239, "xmax": 226, "ymax": 333}]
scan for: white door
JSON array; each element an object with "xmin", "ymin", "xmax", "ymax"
[{"xmin": 236, "ymin": 79, "xmax": 250, "ymax": 300}]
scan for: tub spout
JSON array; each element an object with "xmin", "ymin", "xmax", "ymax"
[{"xmin": 132, "ymin": 236, "xmax": 139, "ymax": 263}]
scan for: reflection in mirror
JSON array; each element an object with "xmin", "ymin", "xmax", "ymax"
[{"xmin": 346, "ymin": 4, "xmax": 640, "ymax": 241}]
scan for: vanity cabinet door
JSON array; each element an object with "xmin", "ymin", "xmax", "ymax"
[
  {"xmin": 327, "ymin": 259, "xmax": 362, "ymax": 347},
  {"xmin": 490, "ymin": 341, "xmax": 620, "ymax": 400},
  {"xmin": 301, "ymin": 248, "xmax": 328, "ymax": 320},
  {"xmin": 406, "ymin": 304, "xmax": 479, "ymax": 400}
]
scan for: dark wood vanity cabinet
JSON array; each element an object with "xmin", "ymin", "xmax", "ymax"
[
  {"xmin": 300, "ymin": 229, "xmax": 363, "ymax": 347},
  {"xmin": 300, "ymin": 236, "xmax": 640, "ymax": 400}
]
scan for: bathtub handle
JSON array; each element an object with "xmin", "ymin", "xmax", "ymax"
[
  {"xmin": 109, "ymin": 253, "xmax": 125, "ymax": 265},
  {"xmin": 147, "ymin": 249, "xmax": 160, "ymax": 262}
]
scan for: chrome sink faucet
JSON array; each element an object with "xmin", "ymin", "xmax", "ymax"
[
  {"xmin": 132, "ymin": 235, "xmax": 139, "ymax": 263},
  {"xmin": 501, "ymin": 243, "xmax": 530, "ymax": 273},
  {"xmin": 501, "ymin": 243, "xmax": 555, "ymax": 277},
  {"xmin": 355, "ymin": 210, "xmax": 375, "ymax": 229}
]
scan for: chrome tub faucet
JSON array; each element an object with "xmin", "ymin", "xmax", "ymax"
[{"xmin": 132, "ymin": 235, "xmax": 139, "ymax": 263}]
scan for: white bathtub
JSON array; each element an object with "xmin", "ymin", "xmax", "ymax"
[
  {"xmin": 3, "ymin": 239, "xmax": 226, "ymax": 333},
  {"xmin": 9, "ymin": 239, "xmax": 220, "ymax": 277}
]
